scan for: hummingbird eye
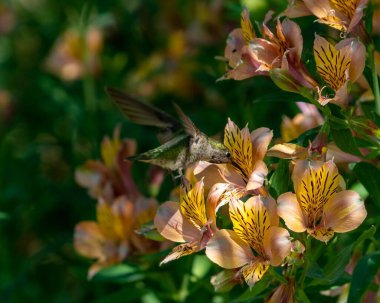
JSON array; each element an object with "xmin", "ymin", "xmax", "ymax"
[{"xmin": 226, "ymin": 152, "xmax": 231, "ymax": 158}]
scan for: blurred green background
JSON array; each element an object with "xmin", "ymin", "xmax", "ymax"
[{"xmin": 0, "ymin": 0, "xmax": 343, "ymax": 302}]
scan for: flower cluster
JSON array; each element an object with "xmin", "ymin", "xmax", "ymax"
[{"xmin": 73, "ymin": 127, "xmax": 164, "ymax": 278}]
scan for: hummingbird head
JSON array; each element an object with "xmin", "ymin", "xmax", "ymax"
[{"xmin": 207, "ymin": 138, "xmax": 231, "ymax": 164}]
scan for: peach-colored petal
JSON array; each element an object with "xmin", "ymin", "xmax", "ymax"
[
  {"xmin": 206, "ymin": 183, "xmax": 231, "ymax": 227},
  {"xmin": 277, "ymin": 192, "xmax": 307, "ymax": 232},
  {"xmin": 264, "ymin": 226, "xmax": 292, "ymax": 266},
  {"xmin": 262, "ymin": 195, "xmax": 279, "ymax": 227},
  {"xmin": 154, "ymin": 201, "xmax": 201, "ymax": 243},
  {"xmin": 303, "ymin": 0, "xmax": 332, "ymax": 19},
  {"xmin": 206, "ymin": 229, "xmax": 253, "ymax": 269},
  {"xmin": 284, "ymin": 0, "xmax": 312, "ymax": 18},
  {"xmin": 347, "ymin": 0, "xmax": 368, "ymax": 33},
  {"xmin": 225, "ymin": 29, "xmax": 246, "ymax": 67},
  {"xmin": 281, "ymin": 19, "xmax": 303, "ymax": 64},
  {"xmin": 324, "ymin": 190, "xmax": 367, "ymax": 233},
  {"xmin": 246, "ymin": 160, "xmax": 268, "ymax": 191},
  {"xmin": 267, "ymin": 143, "xmax": 308, "ymax": 159},
  {"xmin": 193, "ymin": 161, "xmax": 225, "ymax": 189},
  {"xmin": 336, "ymin": 38, "xmax": 365, "ymax": 83},
  {"xmin": 326, "ymin": 142, "xmax": 362, "ymax": 163},
  {"xmin": 74, "ymin": 221, "xmax": 106, "ymax": 260},
  {"xmin": 160, "ymin": 242, "xmax": 200, "ymax": 266},
  {"xmin": 248, "ymin": 38, "xmax": 280, "ymax": 71},
  {"xmin": 240, "ymin": 258, "xmax": 270, "ymax": 287},
  {"xmin": 251, "ymin": 127, "xmax": 273, "ymax": 162}
]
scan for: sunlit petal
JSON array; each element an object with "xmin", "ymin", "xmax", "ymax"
[
  {"xmin": 224, "ymin": 118, "xmax": 253, "ymax": 179},
  {"xmin": 296, "ymin": 160, "xmax": 341, "ymax": 226},
  {"xmin": 250, "ymin": 127, "xmax": 273, "ymax": 163},
  {"xmin": 277, "ymin": 192, "xmax": 307, "ymax": 232},
  {"xmin": 262, "ymin": 195, "xmax": 279, "ymax": 227},
  {"xmin": 180, "ymin": 179, "xmax": 207, "ymax": 230},
  {"xmin": 246, "ymin": 160, "xmax": 268, "ymax": 191},
  {"xmin": 206, "ymin": 229, "xmax": 253, "ymax": 269},
  {"xmin": 324, "ymin": 190, "xmax": 367, "ymax": 233},
  {"xmin": 154, "ymin": 201, "xmax": 201, "ymax": 243},
  {"xmin": 264, "ymin": 226, "xmax": 291, "ymax": 266},
  {"xmin": 229, "ymin": 197, "xmax": 270, "ymax": 256}
]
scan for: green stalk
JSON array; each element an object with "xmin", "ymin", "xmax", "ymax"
[
  {"xmin": 300, "ymin": 236, "xmax": 311, "ymax": 290},
  {"xmin": 369, "ymin": 44, "xmax": 380, "ymax": 115}
]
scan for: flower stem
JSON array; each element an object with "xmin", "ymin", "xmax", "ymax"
[
  {"xmin": 369, "ymin": 44, "xmax": 380, "ymax": 115},
  {"xmin": 300, "ymin": 236, "xmax": 311, "ymax": 290}
]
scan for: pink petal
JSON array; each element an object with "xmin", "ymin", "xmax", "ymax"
[
  {"xmin": 324, "ymin": 190, "xmax": 367, "ymax": 233},
  {"xmin": 225, "ymin": 28, "xmax": 246, "ymax": 67},
  {"xmin": 261, "ymin": 195, "xmax": 279, "ymax": 227},
  {"xmin": 264, "ymin": 226, "xmax": 292, "ymax": 266},
  {"xmin": 154, "ymin": 201, "xmax": 201, "ymax": 243},
  {"xmin": 277, "ymin": 192, "xmax": 307, "ymax": 232},
  {"xmin": 281, "ymin": 18, "xmax": 303, "ymax": 64},
  {"xmin": 248, "ymin": 38, "xmax": 280, "ymax": 71},
  {"xmin": 250, "ymin": 127, "xmax": 273, "ymax": 163},
  {"xmin": 347, "ymin": 0, "xmax": 368, "ymax": 33},
  {"xmin": 303, "ymin": 0, "xmax": 332, "ymax": 19},
  {"xmin": 206, "ymin": 229, "xmax": 253, "ymax": 269}
]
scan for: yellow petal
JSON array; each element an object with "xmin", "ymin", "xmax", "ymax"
[
  {"xmin": 324, "ymin": 190, "xmax": 367, "ymax": 233},
  {"xmin": 241, "ymin": 8, "xmax": 255, "ymax": 44},
  {"xmin": 330, "ymin": 0, "xmax": 357, "ymax": 19},
  {"xmin": 96, "ymin": 197, "xmax": 133, "ymax": 241},
  {"xmin": 307, "ymin": 226, "xmax": 334, "ymax": 243},
  {"xmin": 240, "ymin": 258, "xmax": 270, "ymax": 288},
  {"xmin": 314, "ymin": 35, "xmax": 351, "ymax": 91},
  {"xmin": 277, "ymin": 192, "xmax": 307, "ymax": 232},
  {"xmin": 160, "ymin": 242, "xmax": 199, "ymax": 266},
  {"xmin": 229, "ymin": 197, "xmax": 270, "ymax": 256},
  {"xmin": 206, "ymin": 229, "xmax": 253, "ymax": 269},
  {"xmin": 224, "ymin": 118, "xmax": 253, "ymax": 180},
  {"xmin": 296, "ymin": 160, "xmax": 340, "ymax": 227},
  {"xmin": 180, "ymin": 179, "xmax": 207, "ymax": 230}
]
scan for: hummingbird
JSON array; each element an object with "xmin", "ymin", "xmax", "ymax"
[{"xmin": 106, "ymin": 87, "xmax": 231, "ymax": 174}]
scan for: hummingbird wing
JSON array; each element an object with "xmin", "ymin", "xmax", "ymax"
[
  {"xmin": 106, "ymin": 87, "xmax": 182, "ymax": 142},
  {"xmin": 172, "ymin": 103, "xmax": 200, "ymax": 136}
]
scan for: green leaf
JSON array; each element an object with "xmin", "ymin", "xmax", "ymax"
[
  {"xmin": 269, "ymin": 159, "xmax": 290, "ymax": 198},
  {"xmin": 347, "ymin": 251, "xmax": 380, "ymax": 303},
  {"xmin": 353, "ymin": 226, "xmax": 376, "ymax": 247},
  {"xmin": 353, "ymin": 162, "xmax": 380, "ymax": 209},
  {"xmin": 295, "ymin": 289, "xmax": 311, "ymax": 303},
  {"xmin": 330, "ymin": 127, "xmax": 362, "ymax": 157},
  {"xmin": 233, "ymin": 275, "xmax": 270, "ymax": 302},
  {"xmin": 191, "ymin": 255, "xmax": 211, "ymax": 279},
  {"xmin": 92, "ymin": 264, "xmax": 144, "ymax": 283}
]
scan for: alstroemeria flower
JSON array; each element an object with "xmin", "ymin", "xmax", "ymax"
[
  {"xmin": 75, "ymin": 126, "xmax": 140, "ymax": 202},
  {"xmin": 314, "ymin": 35, "xmax": 365, "ymax": 107},
  {"xmin": 195, "ymin": 119, "xmax": 273, "ymax": 217},
  {"xmin": 74, "ymin": 195, "xmax": 159, "ymax": 279},
  {"xmin": 206, "ymin": 196, "xmax": 291, "ymax": 287},
  {"xmin": 265, "ymin": 279, "xmax": 296, "ymax": 303},
  {"xmin": 154, "ymin": 179, "xmax": 213, "ymax": 265},
  {"xmin": 221, "ymin": 9, "xmax": 317, "ymax": 89},
  {"xmin": 284, "ymin": 0, "xmax": 368, "ymax": 34},
  {"xmin": 277, "ymin": 160, "xmax": 367, "ymax": 242}
]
